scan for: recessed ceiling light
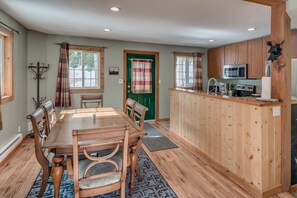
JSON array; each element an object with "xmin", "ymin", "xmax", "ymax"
[
  {"xmin": 104, "ymin": 28, "xmax": 111, "ymax": 32},
  {"xmin": 248, "ymin": 27, "xmax": 256, "ymax": 31},
  {"xmin": 209, "ymin": 39, "xmax": 215, "ymax": 42},
  {"xmin": 111, "ymin": 7, "xmax": 120, "ymax": 12}
]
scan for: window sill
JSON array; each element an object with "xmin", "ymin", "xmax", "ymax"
[
  {"xmin": 175, "ymin": 86, "xmax": 194, "ymax": 90},
  {"xmin": 70, "ymin": 88, "xmax": 104, "ymax": 94},
  {"xmin": 1, "ymin": 95, "xmax": 14, "ymax": 104}
]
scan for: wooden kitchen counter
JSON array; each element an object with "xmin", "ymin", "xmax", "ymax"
[
  {"xmin": 170, "ymin": 88, "xmax": 283, "ymax": 107},
  {"xmin": 170, "ymin": 88, "xmax": 282, "ymax": 198}
]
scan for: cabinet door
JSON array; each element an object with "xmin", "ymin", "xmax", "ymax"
[
  {"xmin": 208, "ymin": 48, "xmax": 216, "ymax": 78},
  {"xmin": 224, "ymin": 44, "xmax": 236, "ymax": 65},
  {"xmin": 208, "ymin": 47, "xmax": 224, "ymax": 78},
  {"xmin": 248, "ymin": 38, "xmax": 264, "ymax": 79},
  {"xmin": 292, "ymin": 30, "xmax": 297, "ymax": 59},
  {"xmin": 236, "ymin": 41, "xmax": 248, "ymax": 64}
]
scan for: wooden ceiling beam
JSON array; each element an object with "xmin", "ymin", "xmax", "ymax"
[{"xmin": 243, "ymin": 0, "xmax": 284, "ymax": 7}]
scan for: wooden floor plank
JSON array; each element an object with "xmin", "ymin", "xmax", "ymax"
[{"xmin": 0, "ymin": 122, "xmax": 294, "ymax": 198}]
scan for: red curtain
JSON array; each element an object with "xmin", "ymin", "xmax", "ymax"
[{"xmin": 55, "ymin": 43, "xmax": 71, "ymax": 107}]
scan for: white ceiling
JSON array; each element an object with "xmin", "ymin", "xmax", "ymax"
[{"xmin": 0, "ymin": 0, "xmax": 277, "ymax": 48}]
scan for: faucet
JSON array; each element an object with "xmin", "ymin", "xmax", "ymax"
[{"xmin": 207, "ymin": 78, "xmax": 218, "ymax": 94}]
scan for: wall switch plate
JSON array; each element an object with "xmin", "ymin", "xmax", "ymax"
[
  {"xmin": 18, "ymin": 126, "xmax": 21, "ymax": 133},
  {"xmin": 119, "ymin": 79, "xmax": 123, "ymax": 84},
  {"xmin": 273, "ymin": 106, "xmax": 281, "ymax": 117},
  {"xmin": 159, "ymin": 79, "xmax": 161, "ymax": 84}
]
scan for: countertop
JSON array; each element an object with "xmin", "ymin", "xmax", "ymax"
[{"xmin": 170, "ymin": 88, "xmax": 284, "ymax": 107}]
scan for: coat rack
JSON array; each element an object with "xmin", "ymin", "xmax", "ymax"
[{"xmin": 28, "ymin": 62, "xmax": 50, "ymax": 109}]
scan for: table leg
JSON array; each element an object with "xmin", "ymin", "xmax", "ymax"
[
  {"xmin": 52, "ymin": 155, "xmax": 64, "ymax": 198},
  {"xmin": 129, "ymin": 144, "xmax": 138, "ymax": 195}
]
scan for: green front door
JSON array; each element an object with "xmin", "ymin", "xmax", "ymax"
[{"xmin": 126, "ymin": 53, "xmax": 155, "ymax": 120}]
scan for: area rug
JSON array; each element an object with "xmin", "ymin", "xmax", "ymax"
[
  {"xmin": 27, "ymin": 149, "xmax": 177, "ymax": 198},
  {"xmin": 143, "ymin": 123, "xmax": 178, "ymax": 152}
]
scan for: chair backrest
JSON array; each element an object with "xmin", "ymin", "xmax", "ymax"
[
  {"xmin": 124, "ymin": 98, "xmax": 136, "ymax": 119},
  {"xmin": 72, "ymin": 125, "xmax": 129, "ymax": 197},
  {"xmin": 42, "ymin": 100, "xmax": 57, "ymax": 133},
  {"xmin": 27, "ymin": 108, "xmax": 50, "ymax": 168},
  {"xmin": 81, "ymin": 94, "xmax": 103, "ymax": 108},
  {"xmin": 133, "ymin": 103, "xmax": 148, "ymax": 129}
]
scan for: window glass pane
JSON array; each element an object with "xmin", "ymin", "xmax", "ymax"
[
  {"xmin": 69, "ymin": 50, "xmax": 100, "ymax": 89},
  {"xmin": 175, "ymin": 55, "xmax": 194, "ymax": 87}
]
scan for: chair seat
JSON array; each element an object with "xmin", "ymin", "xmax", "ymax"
[
  {"xmin": 47, "ymin": 152, "xmax": 67, "ymax": 167},
  {"xmin": 78, "ymin": 154, "xmax": 123, "ymax": 190}
]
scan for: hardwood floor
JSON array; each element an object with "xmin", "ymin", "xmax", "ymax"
[{"xmin": 0, "ymin": 122, "xmax": 294, "ymax": 198}]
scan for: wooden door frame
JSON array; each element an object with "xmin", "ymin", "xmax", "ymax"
[{"xmin": 123, "ymin": 50, "xmax": 160, "ymax": 121}]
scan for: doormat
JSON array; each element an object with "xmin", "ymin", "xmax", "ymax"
[{"xmin": 143, "ymin": 123, "xmax": 178, "ymax": 152}]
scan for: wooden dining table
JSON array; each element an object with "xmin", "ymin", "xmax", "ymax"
[{"xmin": 43, "ymin": 107, "xmax": 145, "ymax": 198}]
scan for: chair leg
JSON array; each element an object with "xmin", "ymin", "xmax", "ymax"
[
  {"xmin": 120, "ymin": 182, "xmax": 125, "ymax": 198},
  {"xmin": 38, "ymin": 166, "xmax": 50, "ymax": 198},
  {"xmin": 135, "ymin": 161, "xmax": 142, "ymax": 181}
]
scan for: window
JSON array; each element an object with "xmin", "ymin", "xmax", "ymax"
[
  {"xmin": 174, "ymin": 53, "xmax": 194, "ymax": 88},
  {"xmin": 0, "ymin": 27, "xmax": 13, "ymax": 103},
  {"xmin": 69, "ymin": 46, "xmax": 104, "ymax": 93}
]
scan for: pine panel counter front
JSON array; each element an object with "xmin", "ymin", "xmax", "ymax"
[{"xmin": 170, "ymin": 88, "xmax": 282, "ymax": 198}]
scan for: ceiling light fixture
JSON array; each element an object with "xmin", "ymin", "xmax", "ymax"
[
  {"xmin": 104, "ymin": 28, "xmax": 111, "ymax": 32},
  {"xmin": 111, "ymin": 7, "xmax": 120, "ymax": 12},
  {"xmin": 248, "ymin": 27, "xmax": 256, "ymax": 31},
  {"xmin": 209, "ymin": 39, "xmax": 215, "ymax": 42}
]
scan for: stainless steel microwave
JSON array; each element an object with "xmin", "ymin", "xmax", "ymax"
[{"xmin": 223, "ymin": 64, "xmax": 247, "ymax": 79}]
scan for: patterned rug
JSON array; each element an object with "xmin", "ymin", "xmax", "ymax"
[
  {"xmin": 27, "ymin": 149, "xmax": 177, "ymax": 198},
  {"xmin": 143, "ymin": 123, "xmax": 178, "ymax": 152}
]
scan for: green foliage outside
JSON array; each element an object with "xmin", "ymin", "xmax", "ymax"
[{"xmin": 69, "ymin": 51, "xmax": 96, "ymax": 72}]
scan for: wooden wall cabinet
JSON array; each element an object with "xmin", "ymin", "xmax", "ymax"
[
  {"xmin": 224, "ymin": 41, "xmax": 248, "ymax": 65},
  {"xmin": 248, "ymin": 38, "xmax": 264, "ymax": 79},
  {"xmin": 224, "ymin": 44, "xmax": 236, "ymax": 65},
  {"xmin": 292, "ymin": 30, "xmax": 297, "ymax": 59},
  {"xmin": 208, "ymin": 46, "xmax": 224, "ymax": 78}
]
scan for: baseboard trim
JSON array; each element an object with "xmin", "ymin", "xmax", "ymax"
[
  {"xmin": 0, "ymin": 134, "xmax": 29, "ymax": 167},
  {"xmin": 156, "ymin": 118, "xmax": 170, "ymax": 122},
  {"xmin": 169, "ymin": 131, "xmax": 282, "ymax": 198}
]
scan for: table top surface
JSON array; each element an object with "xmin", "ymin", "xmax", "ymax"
[{"xmin": 43, "ymin": 108, "xmax": 145, "ymax": 150}]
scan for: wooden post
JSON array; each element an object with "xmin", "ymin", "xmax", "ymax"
[
  {"xmin": 244, "ymin": 0, "xmax": 292, "ymax": 192},
  {"xmin": 270, "ymin": 0, "xmax": 292, "ymax": 191}
]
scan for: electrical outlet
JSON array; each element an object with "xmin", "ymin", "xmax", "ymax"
[
  {"xmin": 18, "ymin": 125, "xmax": 21, "ymax": 133},
  {"xmin": 273, "ymin": 106, "xmax": 281, "ymax": 117}
]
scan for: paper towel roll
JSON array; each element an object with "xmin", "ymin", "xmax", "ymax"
[{"xmin": 261, "ymin": 77, "xmax": 271, "ymax": 99}]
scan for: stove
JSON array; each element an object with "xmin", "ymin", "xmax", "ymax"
[{"xmin": 230, "ymin": 84, "xmax": 256, "ymax": 97}]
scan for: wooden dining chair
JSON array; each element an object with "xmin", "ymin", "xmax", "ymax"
[
  {"xmin": 42, "ymin": 100, "xmax": 57, "ymax": 134},
  {"xmin": 124, "ymin": 98, "xmax": 136, "ymax": 119},
  {"xmin": 80, "ymin": 94, "xmax": 103, "ymax": 108},
  {"xmin": 72, "ymin": 125, "xmax": 129, "ymax": 198},
  {"xmin": 27, "ymin": 108, "xmax": 68, "ymax": 198},
  {"xmin": 133, "ymin": 102, "xmax": 148, "ymax": 129}
]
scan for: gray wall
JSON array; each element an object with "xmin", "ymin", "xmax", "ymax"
[
  {"xmin": 0, "ymin": 10, "xmax": 27, "ymax": 148},
  {"xmin": 27, "ymin": 31, "xmax": 208, "ymax": 119}
]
